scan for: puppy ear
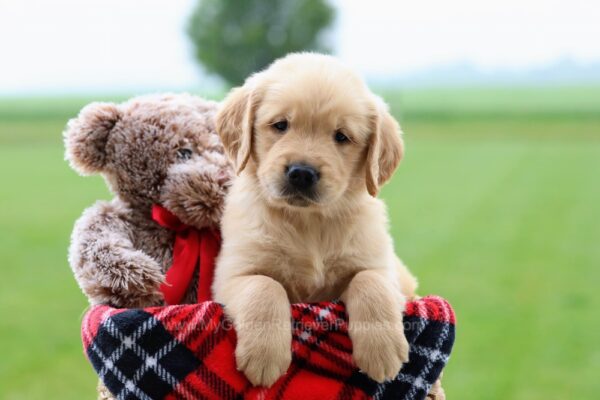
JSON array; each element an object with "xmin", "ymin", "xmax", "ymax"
[
  {"xmin": 64, "ymin": 102, "xmax": 121, "ymax": 175},
  {"xmin": 215, "ymin": 85, "xmax": 261, "ymax": 174},
  {"xmin": 365, "ymin": 99, "xmax": 404, "ymax": 196}
]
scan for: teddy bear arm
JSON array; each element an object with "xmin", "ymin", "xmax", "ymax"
[{"xmin": 69, "ymin": 203, "xmax": 165, "ymax": 308}]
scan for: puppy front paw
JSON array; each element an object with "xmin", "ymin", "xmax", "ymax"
[
  {"xmin": 235, "ymin": 322, "xmax": 292, "ymax": 387},
  {"xmin": 351, "ymin": 323, "xmax": 409, "ymax": 382}
]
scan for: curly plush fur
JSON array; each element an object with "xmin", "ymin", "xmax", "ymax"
[
  {"xmin": 65, "ymin": 94, "xmax": 232, "ymax": 309},
  {"xmin": 66, "ymin": 94, "xmax": 233, "ymax": 400}
]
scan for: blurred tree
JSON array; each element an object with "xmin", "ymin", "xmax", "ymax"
[{"xmin": 187, "ymin": 0, "xmax": 335, "ymax": 86}]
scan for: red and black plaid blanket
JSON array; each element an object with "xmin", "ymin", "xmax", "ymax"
[{"xmin": 82, "ymin": 296, "xmax": 455, "ymax": 400}]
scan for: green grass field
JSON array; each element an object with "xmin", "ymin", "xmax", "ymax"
[{"xmin": 1, "ymin": 87, "xmax": 599, "ymax": 399}]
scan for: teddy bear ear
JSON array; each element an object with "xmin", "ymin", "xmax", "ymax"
[{"xmin": 64, "ymin": 102, "xmax": 121, "ymax": 175}]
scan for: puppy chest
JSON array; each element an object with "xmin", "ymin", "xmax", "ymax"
[{"xmin": 277, "ymin": 253, "xmax": 358, "ymax": 303}]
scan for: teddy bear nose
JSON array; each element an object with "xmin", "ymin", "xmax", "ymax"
[{"xmin": 216, "ymin": 170, "xmax": 230, "ymax": 185}]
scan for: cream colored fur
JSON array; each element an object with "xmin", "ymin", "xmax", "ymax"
[{"xmin": 213, "ymin": 53, "xmax": 418, "ymax": 387}]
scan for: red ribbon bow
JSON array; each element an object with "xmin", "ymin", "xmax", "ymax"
[{"xmin": 152, "ymin": 204, "xmax": 221, "ymax": 305}]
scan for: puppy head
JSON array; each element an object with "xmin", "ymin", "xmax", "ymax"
[{"xmin": 216, "ymin": 53, "xmax": 403, "ymax": 211}]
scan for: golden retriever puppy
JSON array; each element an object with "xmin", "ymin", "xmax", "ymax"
[{"xmin": 213, "ymin": 53, "xmax": 418, "ymax": 387}]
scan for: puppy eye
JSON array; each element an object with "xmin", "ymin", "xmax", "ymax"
[
  {"xmin": 272, "ymin": 120, "xmax": 288, "ymax": 132},
  {"xmin": 334, "ymin": 130, "xmax": 350, "ymax": 144},
  {"xmin": 177, "ymin": 148, "xmax": 193, "ymax": 160}
]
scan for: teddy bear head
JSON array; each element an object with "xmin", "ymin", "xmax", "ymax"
[{"xmin": 64, "ymin": 93, "xmax": 232, "ymax": 229}]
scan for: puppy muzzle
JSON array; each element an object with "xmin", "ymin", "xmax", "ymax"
[{"xmin": 281, "ymin": 163, "xmax": 320, "ymax": 203}]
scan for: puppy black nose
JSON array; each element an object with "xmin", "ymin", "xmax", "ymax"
[{"xmin": 286, "ymin": 164, "xmax": 320, "ymax": 191}]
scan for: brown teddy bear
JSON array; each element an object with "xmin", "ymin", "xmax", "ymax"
[
  {"xmin": 64, "ymin": 93, "xmax": 232, "ymax": 309},
  {"xmin": 65, "ymin": 93, "xmax": 233, "ymax": 400}
]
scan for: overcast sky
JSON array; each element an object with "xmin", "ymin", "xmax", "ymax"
[{"xmin": 0, "ymin": 0, "xmax": 599, "ymax": 94}]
